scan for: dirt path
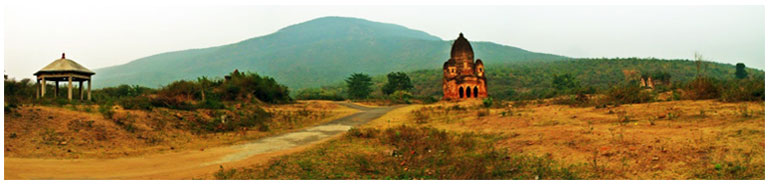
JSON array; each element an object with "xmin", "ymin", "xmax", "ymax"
[{"xmin": 4, "ymin": 102, "xmax": 399, "ymax": 180}]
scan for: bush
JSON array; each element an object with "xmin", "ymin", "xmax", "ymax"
[
  {"xmin": 118, "ymin": 96, "xmax": 154, "ymax": 110},
  {"xmin": 98, "ymin": 103, "xmax": 115, "ymax": 119},
  {"xmin": 94, "ymin": 84, "xmax": 153, "ymax": 99},
  {"xmin": 601, "ymin": 84, "xmax": 654, "ymax": 105},
  {"xmin": 414, "ymin": 96, "xmax": 438, "ymax": 104},
  {"xmin": 295, "ymin": 88, "xmax": 345, "ymax": 101},
  {"xmin": 197, "ymin": 98, "xmax": 226, "ymax": 109},
  {"xmin": 482, "ymin": 97, "xmax": 494, "ymax": 108},
  {"xmin": 720, "ymin": 78, "xmax": 764, "ymax": 102},
  {"xmin": 222, "ymin": 71, "xmax": 292, "ymax": 103},
  {"xmin": 188, "ymin": 108, "xmax": 271, "ymax": 133},
  {"xmin": 151, "ymin": 95, "xmax": 194, "ymax": 110},
  {"xmin": 4, "ymin": 78, "xmax": 36, "ymax": 105},
  {"xmin": 411, "ymin": 109, "xmax": 429, "ymax": 124},
  {"xmin": 684, "ymin": 77, "xmax": 720, "ymax": 100},
  {"xmin": 389, "ymin": 90, "xmax": 413, "ymax": 104},
  {"xmin": 554, "ymin": 94, "xmax": 591, "ymax": 107},
  {"xmin": 157, "ymin": 80, "xmax": 200, "ymax": 101}
]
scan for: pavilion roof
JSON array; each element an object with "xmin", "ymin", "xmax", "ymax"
[{"xmin": 34, "ymin": 53, "xmax": 95, "ymax": 76}]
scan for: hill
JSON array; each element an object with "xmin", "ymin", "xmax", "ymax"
[{"xmin": 93, "ymin": 16, "xmax": 567, "ymax": 89}]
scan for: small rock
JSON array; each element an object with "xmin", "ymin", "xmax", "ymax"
[
  {"xmin": 170, "ymin": 146, "xmax": 175, "ymax": 150},
  {"xmin": 67, "ymin": 149, "xmax": 72, "ymax": 153},
  {"xmin": 59, "ymin": 141, "xmax": 68, "ymax": 145},
  {"xmin": 652, "ymin": 156, "xmax": 660, "ymax": 161}
]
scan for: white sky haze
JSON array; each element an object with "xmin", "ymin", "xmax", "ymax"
[{"xmin": 3, "ymin": 4, "xmax": 765, "ymax": 80}]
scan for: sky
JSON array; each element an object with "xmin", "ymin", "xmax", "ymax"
[{"xmin": 3, "ymin": 4, "xmax": 765, "ymax": 80}]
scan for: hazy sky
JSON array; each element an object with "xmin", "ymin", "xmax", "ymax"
[{"xmin": 3, "ymin": 5, "xmax": 764, "ymax": 80}]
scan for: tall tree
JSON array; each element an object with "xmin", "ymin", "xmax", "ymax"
[
  {"xmin": 382, "ymin": 72, "xmax": 414, "ymax": 95},
  {"xmin": 735, "ymin": 63, "xmax": 748, "ymax": 79},
  {"xmin": 694, "ymin": 52, "xmax": 703, "ymax": 78},
  {"xmin": 345, "ymin": 73, "xmax": 373, "ymax": 99}
]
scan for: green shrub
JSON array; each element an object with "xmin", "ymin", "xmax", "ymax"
[
  {"xmin": 224, "ymin": 71, "xmax": 292, "ymax": 103},
  {"xmin": 720, "ymin": 78, "xmax": 764, "ymax": 102},
  {"xmin": 4, "ymin": 78, "xmax": 36, "ymax": 105},
  {"xmin": 295, "ymin": 88, "xmax": 345, "ymax": 101},
  {"xmin": 389, "ymin": 90, "xmax": 413, "ymax": 104},
  {"xmin": 602, "ymin": 84, "xmax": 654, "ymax": 105},
  {"xmin": 415, "ymin": 96, "xmax": 438, "ymax": 104},
  {"xmin": 482, "ymin": 97, "xmax": 494, "ymax": 108},
  {"xmin": 197, "ymin": 98, "xmax": 226, "ymax": 109},
  {"xmin": 118, "ymin": 96, "xmax": 154, "ymax": 110},
  {"xmin": 98, "ymin": 103, "xmax": 115, "ymax": 119},
  {"xmin": 189, "ymin": 108, "xmax": 271, "ymax": 133},
  {"xmin": 684, "ymin": 77, "xmax": 721, "ymax": 100}
]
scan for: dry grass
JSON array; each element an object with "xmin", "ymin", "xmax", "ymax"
[
  {"xmin": 217, "ymin": 99, "xmax": 764, "ymax": 179},
  {"xmin": 4, "ymin": 100, "xmax": 357, "ymax": 159},
  {"xmin": 391, "ymin": 99, "xmax": 765, "ymax": 179}
]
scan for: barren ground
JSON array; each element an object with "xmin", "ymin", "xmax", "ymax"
[{"xmin": 4, "ymin": 102, "xmax": 399, "ymax": 179}]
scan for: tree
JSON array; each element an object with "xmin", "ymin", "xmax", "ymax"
[
  {"xmin": 694, "ymin": 52, "xmax": 703, "ymax": 78},
  {"xmin": 735, "ymin": 63, "xmax": 748, "ymax": 79},
  {"xmin": 345, "ymin": 73, "xmax": 373, "ymax": 99},
  {"xmin": 382, "ymin": 72, "xmax": 414, "ymax": 95}
]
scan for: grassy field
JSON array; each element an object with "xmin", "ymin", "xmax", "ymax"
[
  {"xmin": 215, "ymin": 99, "xmax": 764, "ymax": 180},
  {"xmin": 4, "ymin": 100, "xmax": 357, "ymax": 159}
]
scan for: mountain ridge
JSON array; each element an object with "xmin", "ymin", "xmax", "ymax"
[{"xmin": 93, "ymin": 16, "xmax": 568, "ymax": 89}]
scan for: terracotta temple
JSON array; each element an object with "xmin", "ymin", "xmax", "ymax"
[{"xmin": 442, "ymin": 33, "xmax": 488, "ymax": 100}]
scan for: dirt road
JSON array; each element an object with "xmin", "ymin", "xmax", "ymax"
[{"xmin": 4, "ymin": 102, "xmax": 399, "ymax": 180}]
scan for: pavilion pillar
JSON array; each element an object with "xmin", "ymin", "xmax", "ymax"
[
  {"xmin": 68, "ymin": 76, "xmax": 73, "ymax": 101},
  {"xmin": 41, "ymin": 77, "xmax": 46, "ymax": 97},
  {"xmin": 36, "ymin": 79, "xmax": 40, "ymax": 99},
  {"xmin": 54, "ymin": 81, "xmax": 58, "ymax": 98},
  {"xmin": 79, "ymin": 81, "xmax": 84, "ymax": 100},
  {"xmin": 87, "ymin": 79, "xmax": 92, "ymax": 101}
]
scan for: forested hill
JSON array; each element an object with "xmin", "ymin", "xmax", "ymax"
[
  {"xmin": 378, "ymin": 58, "xmax": 763, "ymax": 100},
  {"xmin": 93, "ymin": 16, "xmax": 567, "ymax": 89}
]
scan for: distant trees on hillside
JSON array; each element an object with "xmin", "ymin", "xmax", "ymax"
[
  {"xmin": 361, "ymin": 57, "xmax": 763, "ymax": 102},
  {"xmin": 551, "ymin": 73, "xmax": 579, "ymax": 92}
]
